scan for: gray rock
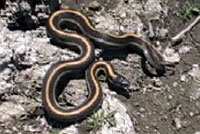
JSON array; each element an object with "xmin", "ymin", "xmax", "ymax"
[
  {"xmin": 0, "ymin": 101, "xmax": 25, "ymax": 122},
  {"xmin": 163, "ymin": 47, "xmax": 180, "ymax": 63}
]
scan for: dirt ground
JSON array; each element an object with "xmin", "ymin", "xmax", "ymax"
[
  {"xmin": 0, "ymin": 0, "xmax": 200, "ymax": 134},
  {"xmin": 125, "ymin": 0, "xmax": 200, "ymax": 134}
]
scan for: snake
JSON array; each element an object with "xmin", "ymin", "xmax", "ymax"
[{"xmin": 42, "ymin": 9, "xmax": 165, "ymax": 122}]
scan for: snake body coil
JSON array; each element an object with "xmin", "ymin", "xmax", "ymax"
[{"xmin": 42, "ymin": 9, "xmax": 165, "ymax": 122}]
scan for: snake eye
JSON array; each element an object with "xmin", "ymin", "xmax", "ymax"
[{"xmin": 111, "ymin": 75, "xmax": 130, "ymax": 90}]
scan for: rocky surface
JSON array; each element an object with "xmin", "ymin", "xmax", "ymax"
[{"xmin": 0, "ymin": 0, "xmax": 200, "ymax": 134}]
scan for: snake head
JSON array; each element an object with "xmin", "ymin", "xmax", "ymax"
[{"xmin": 109, "ymin": 74, "xmax": 130, "ymax": 90}]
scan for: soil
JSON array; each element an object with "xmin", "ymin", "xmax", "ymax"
[{"xmin": 125, "ymin": 0, "xmax": 200, "ymax": 134}]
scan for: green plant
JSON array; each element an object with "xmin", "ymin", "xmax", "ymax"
[
  {"xmin": 86, "ymin": 110, "xmax": 116, "ymax": 132},
  {"xmin": 50, "ymin": 129, "xmax": 60, "ymax": 134},
  {"xmin": 181, "ymin": 2, "xmax": 200, "ymax": 19},
  {"xmin": 135, "ymin": 0, "xmax": 147, "ymax": 4}
]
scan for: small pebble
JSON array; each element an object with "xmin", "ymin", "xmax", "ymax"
[
  {"xmin": 180, "ymin": 75, "xmax": 186, "ymax": 82},
  {"xmin": 173, "ymin": 118, "xmax": 182, "ymax": 129}
]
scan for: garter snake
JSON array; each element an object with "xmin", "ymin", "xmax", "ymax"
[{"xmin": 42, "ymin": 9, "xmax": 165, "ymax": 122}]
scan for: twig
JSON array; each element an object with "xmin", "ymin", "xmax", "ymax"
[{"xmin": 171, "ymin": 15, "xmax": 200, "ymax": 42}]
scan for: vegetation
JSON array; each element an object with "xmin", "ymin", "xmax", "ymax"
[
  {"xmin": 86, "ymin": 110, "xmax": 116, "ymax": 132},
  {"xmin": 135, "ymin": 0, "xmax": 147, "ymax": 4},
  {"xmin": 181, "ymin": 2, "xmax": 200, "ymax": 19}
]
